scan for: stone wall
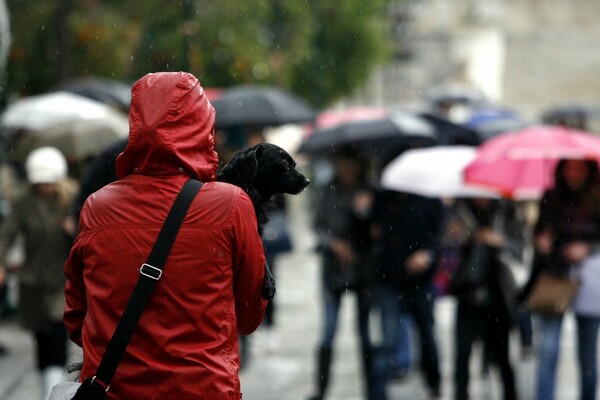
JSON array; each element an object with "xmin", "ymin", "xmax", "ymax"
[{"xmin": 355, "ymin": 0, "xmax": 600, "ymax": 122}]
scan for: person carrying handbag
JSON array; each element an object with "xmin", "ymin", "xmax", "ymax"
[
  {"xmin": 444, "ymin": 197, "xmax": 525, "ymax": 400},
  {"xmin": 519, "ymin": 158, "xmax": 600, "ymax": 400},
  {"xmin": 63, "ymin": 72, "xmax": 268, "ymax": 400}
]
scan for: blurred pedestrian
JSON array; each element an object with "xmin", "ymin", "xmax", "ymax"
[
  {"xmin": 64, "ymin": 72, "xmax": 267, "ymax": 399},
  {"xmin": 260, "ymin": 194, "xmax": 293, "ymax": 330},
  {"xmin": 0, "ymin": 146, "xmax": 77, "ymax": 399},
  {"xmin": 444, "ymin": 197, "xmax": 525, "ymax": 400},
  {"xmin": 519, "ymin": 158, "xmax": 600, "ymax": 400},
  {"xmin": 69, "ymin": 137, "xmax": 127, "ymax": 227},
  {"xmin": 307, "ymin": 148, "xmax": 376, "ymax": 400},
  {"xmin": 370, "ymin": 189, "xmax": 444, "ymax": 399}
]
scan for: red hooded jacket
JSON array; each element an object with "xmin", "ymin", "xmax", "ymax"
[{"xmin": 64, "ymin": 72, "xmax": 267, "ymax": 400}]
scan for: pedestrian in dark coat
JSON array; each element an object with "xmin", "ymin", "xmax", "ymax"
[
  {"xmin": 307, "ymin": 148, "xmax": 377, "ymax": 400},
  {"xmin": 445, "ymin": 197, "xmax": 525, "ymax": 400},
  {"xmin": 370, "ymin": 190, "xmax": 444, "ymax": 399}
]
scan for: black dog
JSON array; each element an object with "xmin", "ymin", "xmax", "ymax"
[
  {"xmin": 217, "ymin": 143, "xmax": 310, "ymax": 235},
  {"xmin": 218, "ymin": 143, "xmax": 310, "ymax": 300}
]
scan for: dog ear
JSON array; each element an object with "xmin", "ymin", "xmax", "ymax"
[{"xmin": 219, "ymin": 147, "xmax": 259, "ymax": 184}]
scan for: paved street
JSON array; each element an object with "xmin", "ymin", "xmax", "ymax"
[{"xmin": 0, "ymin": 193, "xmax": 589, "ymax": 399}]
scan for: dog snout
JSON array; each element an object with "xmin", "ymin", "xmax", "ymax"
[
  {"xmin": 303, "ymin": 176, "xmax": 311, "ymax": 188},
  {"xmin": 296, "ymin": 174, "xmax": 310, "ymax": 193}
]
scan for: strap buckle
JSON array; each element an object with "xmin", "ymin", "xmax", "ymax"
[
  {"xmin": 139, "ymin": 263, "xmax": 162, "ymax": 280},
  {"xmin": 91, "ymin": 375, "xmax": 111, "ymax": 392}
]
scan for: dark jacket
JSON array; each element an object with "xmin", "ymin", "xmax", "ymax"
[
  {"xmin": 445, "ymin": 199, "xmax": 524, "ymax": 320},
  {"xmin": 71, "ymin": 138, "xmax": 127, "ymax": 223},
  {"xmin": 371, "ymin": 190, "xmax": 444, "ymax": 292},
  {"xmin": 64, "ymin": 72, "xmax": 267, "ymax": 400},
  {"xmin": 313, "ymin": 178, "xmax": 375, "ymax": 293},
  {"xmin": 519, "ymin": 159, "xmax": 600, "ymax": 303}
]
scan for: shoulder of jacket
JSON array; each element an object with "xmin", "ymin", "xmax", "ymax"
[
  {"xmin": 201, "ymin": 181, "xmax": 253, "ymax": 209},
  {"xmin": 205, "ymin": 181, "xmax": 245, "ymax": 197}
]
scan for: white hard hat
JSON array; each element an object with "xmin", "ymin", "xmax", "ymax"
[{"xmin": 25, "ymin": 146, "xmax": 68, "ymax": 184}]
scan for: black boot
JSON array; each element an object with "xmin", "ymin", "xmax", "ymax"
[
  {"xmin": 361, "ymin": 345, "xmax": 377, "ymax": 400},
  {"xmin": 307, "ymin": 346, "xmax": 333, "ymax": 400}
]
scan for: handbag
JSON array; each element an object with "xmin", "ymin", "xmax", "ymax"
[
  {"xmin": 262, "ymin": 210, "xmax": 293, "ymax": 255},
  {"xmin": 449, "ymin": 244, "xmax": 491, "ymax": 301},
  {"xmin": 524, "ymin": 272, "xmax": 580, "ymax": 316},
  {"xmin": 329, "ymin": 264, "xmax": 359, "ymax": 293},
  {"xmin": 48, "ymin": 179, "xmax": 203, "ymax": 400}
]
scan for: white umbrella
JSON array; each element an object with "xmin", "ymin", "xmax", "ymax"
[
  {"xmin": 380, "ymin": 145, "xmax": 500, "ymax": 198},
  {"xmin": 9, "ymin": 116, "xmax": 129, "ymax": 162},
  {"xmin": 1, "ymin": 91, "xmax": 123, "ymax": 131}
]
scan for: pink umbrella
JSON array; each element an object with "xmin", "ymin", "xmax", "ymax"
[
  {"xmin": 464, "ymin": 125, "xmax": 600, "ymax": 199},
  {"xmin": 315, "ymin": 106, "xmax": 388, "ymax": 129},
  {"xmin": 302, "ymin": 106, "xmax": 388, "ymax": 138}
]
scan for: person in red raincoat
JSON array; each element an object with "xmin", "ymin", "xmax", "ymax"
[{"xmin": 64, "ymin": 71, "xmax": 267, "ymax": 400}]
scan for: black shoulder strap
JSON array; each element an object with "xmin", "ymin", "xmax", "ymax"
[{"xmin": 93, "ymin": 178, "xmax": 203, "ymax": 389}]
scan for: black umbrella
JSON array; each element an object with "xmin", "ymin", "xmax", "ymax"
[
  {"xmin": 541, "ymin": 104, "xmax": 600, "ymax": 131},
  {"xmin": 58, "ymin": 76, "xmax": 132, "ymax": 112},
  {"xmin": 212, "ymin": 85, "xmax": 316, "ymax": 129},
  {"xmin": 298, "ymin": 111, "xmax": 480, "ymax": 160}
]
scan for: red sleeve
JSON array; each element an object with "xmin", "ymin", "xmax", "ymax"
[
  {"xmin": 63, "ymin": 234, "xmax": 87, "ymax": 347},
  {"xmin": 231, "ymin": 192, "xmax": 267, "ymax": 335}
]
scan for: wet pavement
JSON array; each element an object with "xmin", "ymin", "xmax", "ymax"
[{"xmin": 0, "ymin": 194, "xmax": 587, "ymax": 399}]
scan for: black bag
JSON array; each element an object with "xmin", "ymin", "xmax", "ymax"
[
  {"xmin": 72, "ymin": 377, "xmax": 109, "ymax": 400},
  {"xmin": 449, "ymin": 243, "xmax": 491, "ymax": 303},
  {"xmin": 262, "ymin": 211, "xmax": 293, "ymax": 255},
  {"xmin": 329, "ymin": 264, "xmax": 359, "ymax": 293}
]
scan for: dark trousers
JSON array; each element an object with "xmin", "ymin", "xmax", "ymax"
[
  {"xmin": 311, "ymin": 286, "xmax": 374, "ymax": 400},
  {"xmin": 373, "ymin": 285, "xmax": 441, "ymax": 399},
  {"xmin": 34, "ymin": 321, "xmax": 68, "ymax": 371},
  {"xmin": 454, "ymin": 303, "xmax": 516, "ymax": 400}
]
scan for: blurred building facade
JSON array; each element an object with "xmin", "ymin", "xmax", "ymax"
[{"xmin": 355, "ymin": 0, "xmax": 600, "ymax": 122}]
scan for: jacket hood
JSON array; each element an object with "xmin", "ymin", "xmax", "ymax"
[{"xmin": 116, "ymin": 72, "xmax": 219, "ymax": 181}]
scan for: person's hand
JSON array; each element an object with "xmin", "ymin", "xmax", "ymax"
[
  {"xmin": 476, "ymin": 228, "xmax": 505, "ymax": 248},
  {"xmin": 63, "ymin": 215, "xmax": 77, "ymax": 237},
  {"xmin": 0, "ymin": 265, "xmax": 6, "ymax": 287},
  {"xmin": 352, "ymin": 191, "xmax": 373, "ymax": 217},
  {"xmin": 561, "ymin": 241, "xmax": 591, "ymax": 264},
  {"xmin": 330, "ymin": 239, "xmax": 355, "ymax": 266},
  {"xmin": 534, "ymin": 231, "xmax": 553, "ymax": 255},
  {"xmin": 405, "ymin": 250, "xmax": 432, "ymax": 275}
]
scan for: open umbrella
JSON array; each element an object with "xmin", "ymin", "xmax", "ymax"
[
  {"xmin": 313, "ymin": 106, "xmax": 388, "ymax": 130},
  {"xmin": 1, "ymin": 91, "xmax": 124, "ymax": 132},
  {"xmin": 7, "ymin": 113, "xmax": 129, "ymax": 162},
  {"xmin": 298, "ymin": 110, "xmax": 479, "ymax": 159},
  {"xmin": 298, "ymin": 110, "xmax": 437, "ymax": 159},
  {"xmin": 380, "ymin": 146, "xmax": 500, "ymax": 198},
  {"xmin": 464, "ymin": 125, "xmax": 600, "ymax": 199},
  {"xmin": 58, "ymin": 76, "xmax": 132, "ymax": 112},
  {"xmin": 464, "ymin": 108, "xmax": 527, "ymax": 141},
  {"xmin": 211, "ymin": 85, "xmax": 316, "ymax": 129}
]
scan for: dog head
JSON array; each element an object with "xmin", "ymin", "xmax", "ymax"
[{"xmin": 218, "ymin": 143, "xmax": 310, "ymax": 201}]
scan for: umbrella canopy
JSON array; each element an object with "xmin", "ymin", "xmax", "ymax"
[
  {"xmin": 211, "ymin": 85, "xmax": 316, "ymax": 129},
  {"xmin": 464, "ymin": 125, "xmax": 600, "ymax": 199},
  {"xmin": 58, "ymin": 76, "xmax": 132, "ymax": 112},
  {"xmin": 313, "ymin": 106, "xmax": 388, "ymax": 130},
  {"xmin": 464, "ymin": 108, "xmax": 527, "ymax": 141},
  {"xmin": 298, "ymin": 110, "xmax": 479, "ymax": 159},
  {"xmin": 380, "ymin": 146, "xmax": 500, "ymax": 198},
  {"xmin": 6, "ymin": 112, "xmax": 129, "ymax": 162},
  {"xmin": 1, "ymin": 91, "xmax": 125, "ymax": 132}
]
